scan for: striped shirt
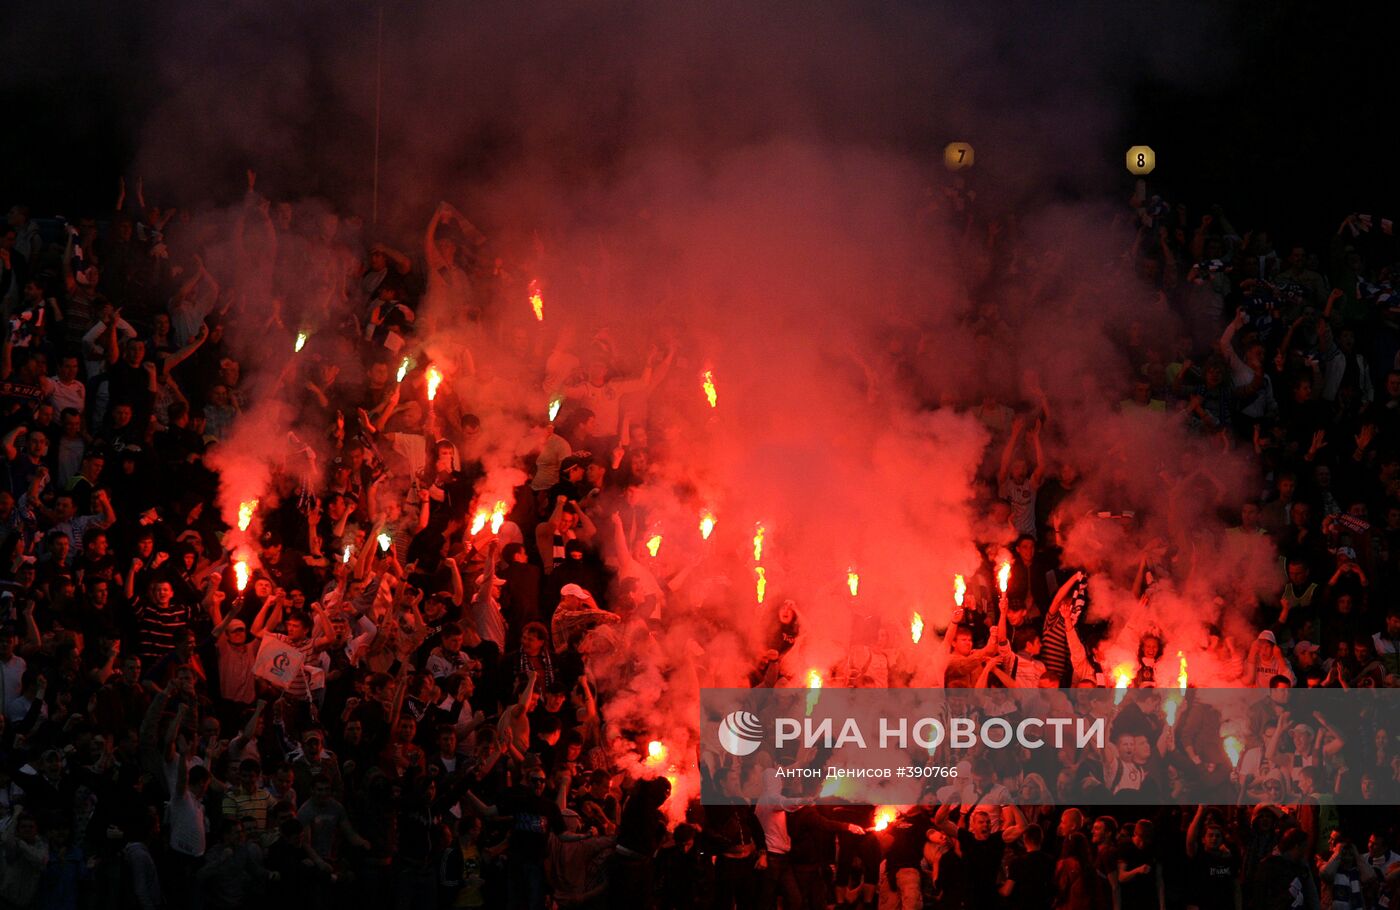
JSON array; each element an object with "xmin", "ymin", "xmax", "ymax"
[
  {"xmin": 222, "ymin": 786, "xmax": 275, "ymax": 833},
  {"xmin": 135, "ymin": 599, "xmax": 193, "ymax": 665}
]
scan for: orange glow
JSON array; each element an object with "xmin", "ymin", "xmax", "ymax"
[
  {"xmin": 847, "ymin": 569, "xmax": 859, "ymax": 597},
  {"xmin": 528, "ymin": 279, "xmax": 544, "ymax": 321},
  {"xmin": 1177, "ymin": 650, "xmax": 1189, "ymax": 692},
  {"xmin": 490, "ymin": 501, "xmax": 507, "ymax": 535},
  {"xmin": 702, "ymin": 370, "xmax": 718, "ymax": 408},
  {"xmin": 806, "ymin": 669, "xmax": 823, "ymax": 690},
  {"xmin": 996, "ymin": 559, "xmax": 1011, "ymax": 593},
  {"xmin": 699, "ymin": 510, "xmax": 717, "ymax": 540},
  {"xmin": 911, "ymin": 612, "xmax": 924, "ymax": 644},
  {"xmin": 1113, "ymin": 665, "xmax": 1133, "ymax": 704},
  {"xmin": 294, "ymin": 331, "xmax": 308, "ymax": 353},
  {"xmin": 548, "ymin": 396, "xmax": 562, "ymax": 422},
  {"xmin": 396, "ymin": 357, "xmax": 411, "ymax": 383},
  {"xmin": 755, "ymin": 567, "xmax": 767, "ymax": 604},
  {"xmin": 342, "ymin": 545, "xmax": 353, "ymax": 564},
  {"xmin": 1223, "ymin": 736, "xmax": 1244, "ymax": 768},
  {"xmin": 1164, "ymin": 698, "xmax": 1178, "ymax": 727},
  {"xmin": 805, "ymin": 668, "xmax": 823, "ymax": 716},
  {"xmin": 470, "ymin": 510, "xmax": 488, "ymax": 535},
  {"xmin": 752, "ymin": 523, "xmax": 765, "ymax": 562},
  {"xmin": 953, "ymin": 574, "xmax": 966, "ymax": 607},
  {"xmin": 377, "ymin": 532, "xmax": 392, "ymax": 552},
  {"xmin": 426, "ymin": 364, "xmax": 444, "ymax": 401},
  {"xmin": 646, "ymin": 534, "xmax": 662, "ymax": 557},
  {"xmin": 646, "ymin": 740, "xmax": 667, "ymax": 765},
  {"xmin": 237, "ymin": 499, "xmax": 258, "ymax": 533},
  {"xmin": 233, "ymin": 560, "xmax": 249, "ymax": 592},
  {"xmin": 872, "ymin": 806, "xmax": 899, "ymax": 832}
]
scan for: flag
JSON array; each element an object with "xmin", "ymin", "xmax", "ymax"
[{"xmin": 253, "ymin": 636, "xmax": 305, "ymax": 689}]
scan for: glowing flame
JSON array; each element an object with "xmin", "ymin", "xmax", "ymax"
[
  {"xmin": 233, "ymin": 560, "xmax": 249, "ymax": 592},
  {"xmin": 425, "ymin": 364, "xmax": 443, "ymax": 401},
  {"xmin": 1164, "ymin": 699, "xmax": 1178, "ymax": 727},
  {"xmin": 470, "ymin": 510, "xmax": 489, "ymax": 535},
  {"xmin": 1223, "ymin": 736, "xmax": 1244, "ymax": 768},
  {"xmin": 997, "ymin": 558, "xmax": 1012, "ymax": 593},
  {"xmin": 294, "ymin": 331, "xmax": 308, "ymax": 353},
  {"xmin": 701, "ymin": 370, "xmax": 718, "ymax": 408},
  {"xmin": 953, "ymin": 574, "xmax": 966, "ymax": 607},
  {"xmin": 805, "ymin": 668, "xmax": 823, "ymax": 716},
  {"xmin": 377, "ymin": 532, "xmax": 392, "ymax": 552},
  {"xmin": 872, "ymin": 806, "xmax": 899, "ymax": 832},
  {"xmin": 1177, "ymin": 650, "xmax": 1189, "ymax": 692},
  {"xmin": 1113, "ymin": 665, "xmax": 1133, "ymax": 704},
  {"xmin": 755, "ymin": 567, "xmax": 767, "ymax": 604},
  {"xmin": 490, "ymin": 501, "xmax": 507, "ymax": 534},
  {"xmin": 548, "ymin": 396, "xmax": 562, "ymax": 422},
  {"xmin": 529, "ymin": 279, "xmax": 544, "ymax": 321},
  {"xmin": 645, "ymin": 740, "xmax": 667, "ymax": 765},
  {"xmin": 911, "ymin": 612, "xmax": 924, "ymax": 644},
  {"xmin": 753, "ymin": 523, "xmax": 765, "ymax": 562},
  {"xmin": 646, "ymin": 534, "xmax": 662, "ymax": 557},
  {"xmin": 847, "ymin": 569, "xmax": 859, "ymax": 597},
  {"xmin": 237, "ymin": 499, "xmax": 258, "ymax": 532},
  {"xmin": 699, "ymin": 510, "xmax": 717, "ymax": 540},
  {"xmin": 396, "ymin": 357, "xmax": 411, "ymax": 383},
  {"xmin": 342, "ymin": 545, "xmax": 353, "ymax": 564}
]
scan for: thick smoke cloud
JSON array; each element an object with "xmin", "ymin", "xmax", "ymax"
[{"xmin": 15, "ymin": 0, "xmax": 1254, "ymax": 814}]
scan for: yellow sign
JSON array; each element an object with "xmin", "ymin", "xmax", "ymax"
[
  {"xmin": 1126, "ymin": 145, "xmax": 1156, "ymax": 175},
  {"xmin": 944, "ymin": 142, "xmax": 975, "ymax": 171}
]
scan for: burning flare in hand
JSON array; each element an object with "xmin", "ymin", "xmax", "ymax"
[
  {"xmin": 396, "ymin": 357, "xmax": 411, "ymax": 383},
  {"xmin": 425, "ymin": 365, "xmax": 444, "ymax": 401},
  {"xmin": 953, "ymin": 574, "xmax": 966, "ymax": 607},
  {"xmin": 702, "ymin": 370, "xmax": 718, "ymax": 408},
  {"xmin": 847, "ymin": 569, "xmax": 859, "ymax": 597},
  {"xmin": 646, "ymin": 534, "xmax": 662, "ymax": 557},
  {"xmin": 996, "ymin": 558, "xmax": 1012, "ymax": 594},
  {"xmin": 699, "ymin": 510, "xmax": 717, "ymax": 540},
  {"xmin": 752, "ymin": 523, "xmax": 765, "ymax": 562},
  {"xmin": 755, "ymin": 567, "xmax": 767, "ymax": 604},
  {"xmin": 233, "ymin": 559, "xmax": 250, "ymax": 592},
  {"xmin": 871, "ymin": 806, "xmax": 899, "ymax": 832},
  {"xmin": 294, "ymin": 331, "xmax": 308, "ymax": 353},
  {"xmin": 910, "ymin": 612, "xmax": 924, "ymax": 644}
]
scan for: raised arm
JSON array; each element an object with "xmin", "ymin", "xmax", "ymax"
[{"xmin": 998, "ymin": 417, "xmax": 1024, "ymax": 486}]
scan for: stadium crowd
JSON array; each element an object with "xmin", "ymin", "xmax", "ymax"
[{"xmin": 0, "ymin": 170, "xmax": 1397, "ymax": 910}]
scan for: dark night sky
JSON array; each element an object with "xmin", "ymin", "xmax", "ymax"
[{"xmin": 1, "ymin": 0, "xmax": 1395, "ymax": 250}]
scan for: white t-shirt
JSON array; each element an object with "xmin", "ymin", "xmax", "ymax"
[
  {"xmin": 168, "ymin": 789, "xmax": 207, "ymax": 857},
  {"xmin": 1000, "ymin": 477, "xmax": 1037, "ymax": 537},
  {"xmin": 42, "ymin": 376, "xmax": 86, "ymax": 413}
]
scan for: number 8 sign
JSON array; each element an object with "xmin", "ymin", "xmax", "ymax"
[{"xmin": 1126, "ymin": 145, "xmax": 1156, "ymax": 175}]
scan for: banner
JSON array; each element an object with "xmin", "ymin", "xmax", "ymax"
[{"xmin": 253, "ymin": 635, "xmax": 305, "ymax": 689}]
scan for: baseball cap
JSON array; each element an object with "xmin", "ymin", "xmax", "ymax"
[
  {"xmin": 1258, "ymin": 630, "xmax": 1277, "ymax": 645},
  {"xmin": 227, "ymin": 619, "xmax": 247, "ymax": 632},
  {"xmin": 560, "ymin": 454, "xmax": 590, "ymax": 473},
  {"xmin": 1294, "ymin": 640, "xmax": 1319, "ymax": 654}
]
